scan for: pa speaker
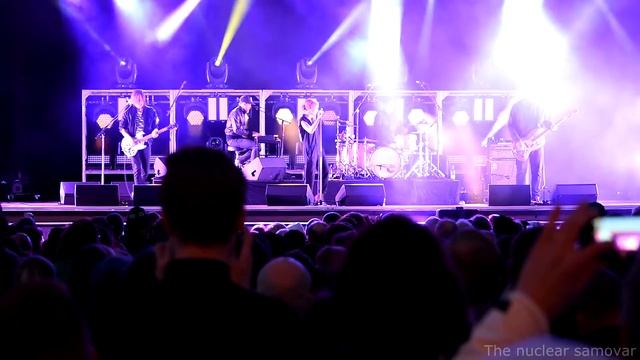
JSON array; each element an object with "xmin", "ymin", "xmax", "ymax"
[
  {"xmin": 242, "ymin": 157, "xmax": 286, "ymax": 181},
  {"xmin": 74, "ymin": 184, "xmax": 119, "ymax": 206},
  {"xmin": 266, "ymin": 184, "xmax": 313, "ymax": 206},
  {"xmin": 553, "ymin": 184, "xmax": 598, "ymax": 205},
  {"xmin": 59, "ymin": 181, "xmax": 99, "ymax": 205},
  {"xmin": 335, "ymin": 184, "xmax": 385, "ymax": 206},
  {"xmin": 133, "ymin": 184, "xmax": 162, "ymax": 207},
  {"xmin": 110, "ymin": 182, "xmax": 133, "ymax": 204},
  {"xmin": 154, "ymin": 156, "xmax": 168, "ymax": 178},
  {"xmin": 489, "ymin": 185, "xmax": 531, "ymax": 206}
]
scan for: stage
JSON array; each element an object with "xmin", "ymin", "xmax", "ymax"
[{"xmin": 2, "ymin": 201, "xmax": 638, "ymax": 226}]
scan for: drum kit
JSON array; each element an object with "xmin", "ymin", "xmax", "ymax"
[{"xmin": 332, "ymin": 120, "xmax": 445, "ymax": 179}]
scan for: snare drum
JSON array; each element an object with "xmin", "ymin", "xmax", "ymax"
[{"xmin": 369, "ymin": 147, "xmax": 401, "ymax": 178}]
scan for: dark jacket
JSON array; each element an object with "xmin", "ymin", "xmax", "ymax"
[
  {"xmin": 119, "ymin": 105, "xmax": 159, "ymax": 138},
  {"xmin": 225, "ymin": 106, "xmax": 251, "ymax": 140}
]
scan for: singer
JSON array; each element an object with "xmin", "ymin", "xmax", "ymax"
[
  {"xmin": 299, "ymin": 97, "xmax": 328, "ymax": 205},
  {"xmin": 119, "ymin": 89, "xmax": 160, "ymax": 184}
]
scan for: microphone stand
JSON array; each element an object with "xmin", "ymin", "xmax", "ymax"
[
  {"xmin": 318, "ymin": 109, "xmax": 324, "ymax": 204},
  {"xmin": 416, "ymin": 80, "xmax": 444, "ymax": 177},
  {"xmin": 352, "ymin": 84, "xmax": 375, "ymax": 176}
]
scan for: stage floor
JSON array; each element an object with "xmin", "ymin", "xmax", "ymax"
[{"xmin": 2, "ymin": 201, "xmax": 638, "ymax": 225}]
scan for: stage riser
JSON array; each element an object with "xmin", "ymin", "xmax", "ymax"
[{"xmin": 246, "ymin": 179, "xmax": 460, "ymax": 206}]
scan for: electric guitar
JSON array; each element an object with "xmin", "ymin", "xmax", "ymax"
[
  {"xmin": 121, "ymin": 123, "xmax": 177, "ymax": 158},
  {"xmin": 512, "ymin": 109, "xmax": 577, "ymax": 161}
]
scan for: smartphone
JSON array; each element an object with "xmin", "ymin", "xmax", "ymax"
[{"xmin": 593, "ymin": 217, "xmax": 640, "ymax": 252}]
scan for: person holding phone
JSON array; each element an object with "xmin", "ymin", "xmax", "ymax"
[{"xmin": 299, "ymin": 98, "xmax": 328, "ymax": 205}]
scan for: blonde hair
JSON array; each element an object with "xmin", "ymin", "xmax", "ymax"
[
  {"xmin": 130, "ymin": 89, "xmax": 146, "ymax": 105},
  {"xmin": 303, "ymin": 98, "xmax": 319, "ymax": 112}
]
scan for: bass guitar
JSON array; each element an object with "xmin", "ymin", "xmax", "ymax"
[
  {"xmin": 513, "ymin": 109, "xmax": 576, "ymax": 161},
  {"xmin": 121, "ymin": 123, "xmax": 177, "ymax": 158}
]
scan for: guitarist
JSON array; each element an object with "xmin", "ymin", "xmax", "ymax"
[
  {"xmin": 119, "ymin": 89, "xmax": 159, "ymax": 184},
  {"xmin": 508, "ymin": 98, "xmax": 549, "ymax": 204}
]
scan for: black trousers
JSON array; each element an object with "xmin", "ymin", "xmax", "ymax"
[
  {"xmin": 227, "ymin": 138, "xmax": 258, "ymax": 165},
  {"xmin": 516, "ymin": 146, "xmax": 544, "ymax": 200},
  {"xmin": 131, "ymin": 145, "xmax": 151, "ymax": 185},
  {"xmin": 304, "ymin": 150, "xmax": 329, "ymax": 196}
]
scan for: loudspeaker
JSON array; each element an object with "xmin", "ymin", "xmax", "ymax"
[
  {"xmin": 242, "ymin": 157, "xmax": 286, "ymax": 181},
  {"xmin": 110, "ymin": 182, "xmax": 133, "ymax": 204},
  {"xmin": 489, "ymin": 185, "xmax": 531, "ymax": 206},
  {"xmin": 335, "ymin": 184, "xmax": 385, "ymax": 206},
  {"xmin": 74, "ymin": 184, "xmax": 119, "ymax": 206},
  {"xmin": 266, "ymin": 184, "xmax": 313, "ymax": 206},
  {"xmin": 133, "ymin": 184, "xmax": 162, "ymax": 207},
  {"xmin": 490, "ymin": 159, "xmax": 517, "ymax": 185},
  {"xmin": 154, "ymin": 156, "xmax": 168, "ymax": 178},
  {"xmin": 553, "ymin": 184, "xmax": 598, "ymax": 205},
  {"xmin": 59, "ymin": 181, "xmax": 99, "ymax": 205}
]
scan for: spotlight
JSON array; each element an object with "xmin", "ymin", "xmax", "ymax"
[
  {"xmin": 319, "ymin": 100, "xmax": 341, "ymax": 126},
  {"xmin": 206, "ymin": 59, "xmax": 228, "ymax": 88},
  {"xmin": 363, "ymin": 110, "xmax": 378, "ymax": 126},
  {"xmin": 206, "ymin": 137, "xmax": 224, "ymax": 151},
  {"xmin": 296, "ymin": 57, "xmax": 318, "ymax": 88},
  {"xmin": 272, "ymin": 98, "xmax": 296, "ymax": 125},
  {"xmin": 93, "ymin": 103, "xmax": 117, "ymax": 129},
  {"xmin": 183, "ymin": 99, "xmax": 207, "ymax": 126},
  {"xmin": 116, "ymin": 57, "xmax": 137, "ymax": 88}
]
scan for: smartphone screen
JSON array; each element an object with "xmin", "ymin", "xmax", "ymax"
[{"xmin": 593, "ymin": 217, "xmax": 640, "ymax": 252}]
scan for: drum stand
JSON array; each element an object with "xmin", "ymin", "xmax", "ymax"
[{"xmin": 405, "ymin": 132, "xmax": 445, "ymax": 178}]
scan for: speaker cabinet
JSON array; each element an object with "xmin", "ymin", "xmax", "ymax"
[
  {"xmin": 154, "ymin": 156, "xmax": 168, "ymax": 178},
  {"xmin": 242, "ymin": 157, "xmax": 286, "ymax": 181},
  {"xmin": 335, "ymin": 184, "xmax": 385, "ymax": 206},
  {"xmin": 59, "ymin": 182, "xmax": 99, "ymax": 205},
  {"xmin": 74, "ymin": 184, "xmax": 120, "ymax": 206},
  {"xmin": 489, "ymin": 185, "xmax": 531, "ymax": 206},
  {"xmin": 133, "ymin": 184, "xmax": 162, "ymax": 207},
  {"xmin": 265, "ymin": 184, "xmax": 313, "ymax": 206},
  {"xmin": 553, "ymin": 184, "xmax": 598, "ymax": 205},
  {"xmin": 490, "ymin": 159, "xmax": 517, "ymax": 185}
]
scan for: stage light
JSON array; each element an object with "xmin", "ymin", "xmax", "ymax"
[
  {"xmin": 275, "ymin": 108, "xmax": 294, "ymax": 125},
  {"xmin": 206, "ymin": 137, "xmax": 224, "ymax": 151},
  {"xmin": 363, "ymin": 110, "xmax": 378, "ymax": 126},
  {"xmin": 155, "ymin": 0, "xmax": 202, "ymax": 44},
  {"xmin": 319, "ymin": 101, "xmax": 341, "ymax": 125},
  {"xmin": 184, "ymin": 99, "xmax": 207, "ymax": 126},
  {"xmin": 296, "ymin": 58, "xmax": 318, "ymax": 88},
  {"xmin": 116, "ymin": 58, "xmax": 137, "ymax": 88},
  {"xmin": 215, "ymin": 0, "xmax": 252, "ymax": 67},
  {"xmin": 93, "ymin": 102, "xmax": 117, "ymax": 129},
  {"xmin": 452, "ymin": 110, "xmax": 470, "ymax": 127},
  {"xmin": 206, "ymin": 59, "xmax": 228, "ymax": 88},
  {"xmin": 271, "ymin": 96, "xmax": 296, "ymax": 125}
]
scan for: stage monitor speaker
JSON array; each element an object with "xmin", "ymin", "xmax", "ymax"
[
  {"xmin": 266, "ymin": 184, "xmax": 313, "ymax": 206},
  {"xmin": 553, "ymin": 184, "xmax": 598, "ymax": 205},
  {"xmin": 335, "ymin": 184, "xmax": 385, "ymax": 206},
  {"xmin": 59, "ymin": 181, "xmax": 99, "ymax": 205},
  {"xmin": 489, "ymin": 185, "xmax": 531, "ymax": 206},
  {"xmin": 110, "ymin": 182, "xmax": 133, "ymax": 204},
  {"xmin": 242, "ymin": 157, "xmax": 286, "ymax": 181},
  {"xmin": 154, "ymin": 156, "xmax": 168, "ymax": 178},
  {"xmin": 133, "ymin": 184, "xmax": 162, "ymax": 207},
  {"xmin": 74, "ymin": 184, "xmax": 119, "ymax": 206}
]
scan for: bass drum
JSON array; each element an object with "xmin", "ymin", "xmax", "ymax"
[{"xmin": 369, "ymin": 147, "xmax": 401, "ymax": 179}]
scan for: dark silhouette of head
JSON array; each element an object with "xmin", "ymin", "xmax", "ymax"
[
  {"xmin": 160, "ymin": 147, "xmax": 246, "ymax": 245},
  {"xmin": 335, "ymin": 214, "xmax": 469, "ymax": 358}
]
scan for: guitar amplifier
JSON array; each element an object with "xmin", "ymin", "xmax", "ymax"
[{"xmin": 488, "ymin": 142, "xmax": 515, "ymax": 160}]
